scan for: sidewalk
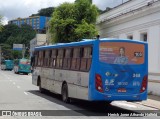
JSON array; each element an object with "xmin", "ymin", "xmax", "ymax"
[{"xmin": 136, "ymin": 95, "xmax": 160, "ymax": 109}]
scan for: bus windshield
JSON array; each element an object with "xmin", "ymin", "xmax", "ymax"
[
  {"xmin": 99, "ymin": 42, "xmax": 145, "ymax": 65},
  {"xmin": 20, "ymin": 59, "xmax": 30, "ymax": 65}
]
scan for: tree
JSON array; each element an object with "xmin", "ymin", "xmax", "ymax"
[
  {"xmin": 31, "ymin": 7, "xmax": 55, "ymax": 17},
  {"xmin": 50, "ymin": 0, "xmax": 98, "ymax": 43},
  {"xmin": 0, "ymin": 24, "xmax": 20, "ymax": 44},
  {"xmin": 0, "ymin": 24, "xmax": 36, "ymax": 59},
  {"xmin": 0, "ymin": 43, "xmax": 13, "ymax": 60},
  {"xmin": 75, "ymin": 20, "xmax": 98, "ymax": 40},
  {"xmin": 0, "ymin": 16, "xmax": 2, "ymax": 31},
  {"xmin": 50, "ymin": 3, "xmax": 77, "ymax": 43}
]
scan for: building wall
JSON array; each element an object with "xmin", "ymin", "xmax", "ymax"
[
  {"xmin": 97, "ymin": 0, "xmax": 160, "ymax": 74},
  {"xmin": 30, "ymin": 34, "xmax": 47, "ymax": 57},
  {"xmin": 9, "ymin": 16, "xmax": 50, "ymax": 32}
]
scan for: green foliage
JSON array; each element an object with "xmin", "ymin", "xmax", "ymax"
[
  {"xmin": 50, "ymin": 3, "xmax": 77, "ymax": 43},
  {"xmin": 12, "ymin": 50, "xmax": 22, "ymax": 59},
  {"xmin": 0, "ymin": 43, "xmax": 13, "ymax": 60},
  {"xmin": 0, "ymin": 16, "xmax": 3, "ymax": 31},
  {"xmin": 0, "ymin": 24, "xmax": 36, "ymax": 47},
  {"xmin": 75, "ymin": 0, "xmax": 98, "ymax": 24},
  {"xmin": 75, "ymin": 20, "xmax": 98, "ymax": 40},
  {"xmin": 50, "ymin": 0, "xmax": 98, "ymax": 43},
  {"xmin": 0, "ymin": 24, "xmax": 20, "ymax": 43},
  {"xmin": 31, "ymin": 7, "xmax": 55, "ymax": 17},
  {"xmin": 0, "ymin": 24, "xmax": 36, "ymax": 60}
]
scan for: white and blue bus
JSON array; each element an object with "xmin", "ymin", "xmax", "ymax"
[{"xmin": 32, "ymin": 38, "xmax": 148, "ymax": 103}]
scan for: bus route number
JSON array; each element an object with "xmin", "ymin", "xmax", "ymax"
[
  {"xmin": 134, "ymin": 52, "xmax": 143, "ymax": 57},
  {"xmin": 133, "ymin": 73, "xmax": 141, "ymax": 78}
]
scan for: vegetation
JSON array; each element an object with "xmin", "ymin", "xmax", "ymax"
[
  {"xmin": 0, "ymin": 24, "xmax": 36, "ymax": 59},
  {"xmin": 50, "ymin": 0, "xmax": 99, "ymax": 43},
  {"xmin": 31, "ymin": 7, "xmax": 55, "ymax": 17},
  {"xmin": 0, "ymin": 16, "xmax": 3, "ymax": 31}
]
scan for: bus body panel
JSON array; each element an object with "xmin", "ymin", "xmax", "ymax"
[
  {"xmin": 88, "ymin": 40, "xmax": 148, "ymax": 101},
  {"xmin": 41, "ymin": 68, "xmax": 89, "ymax": 100}
]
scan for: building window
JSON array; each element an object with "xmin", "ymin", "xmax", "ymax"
[
  {"xmin": 127, "ymin": 35, "xmax": 133, "ymax": 40},
  {"xmin": 140, "ymin": 33, "xmax": 147, "ymax": 42}
]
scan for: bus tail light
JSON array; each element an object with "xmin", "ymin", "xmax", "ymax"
[
  {"xmin": 95, "ymin": 74, "xmax": 103, "ymax": 93},
  {"xmin": 140, "ymin": 75, "xmax": 148, "ymax": 93}
]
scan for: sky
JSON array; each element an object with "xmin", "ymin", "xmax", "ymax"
[{"xmin": 0, "ymin": 0, "xmax": 129, "ymax": 25}]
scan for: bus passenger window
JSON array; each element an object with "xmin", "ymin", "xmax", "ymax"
[
  {"xmin": 80, "ymin": 46, "xmax": 92, "ymax": 71},
  {"xmin": 63, "ymin": 48, "xmax": 72, "ymax": 69},
  {"xmin": 48, "ymin": 50, "xmax": 52, "ymax": 67},
  {"xmin": 71, "ymin": 48, "xmax": 80, "ymax": 70},
  {"xmin": 56, "ymin": 49, "xmax": 64, "ymax": 69},
  {"xmin": 42, "ymin": 51, "xmax": 45, "ymax": 66},
  {"xmin": 51, "ymin": 50, "xmax": 57, "ymax": 68}
]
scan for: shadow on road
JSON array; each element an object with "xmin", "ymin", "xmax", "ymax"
[{"xmin": 28, "ymin": 90, "xmax": 135, "ymax": 116}]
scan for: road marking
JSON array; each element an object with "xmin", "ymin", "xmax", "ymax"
[
  {"xmin": 13, "ymin": 82, "xmax": 16, "ymax": 85},
  {"xmin": 24, "ymin": 92, "xmax": 28, "ymax": 95},
  {"xmin": 17, "ymin": 86, "xmax": 20, "ymax": 89}
]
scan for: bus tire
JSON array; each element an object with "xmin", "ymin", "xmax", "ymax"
[{"xmin": 62, "ymin": 83, "xmax": 70, "ymax": 103}]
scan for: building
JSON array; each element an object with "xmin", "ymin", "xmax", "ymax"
[
  {"xmin": 96, "ymin": 0, "xmax": 160, "ymax": 96},
  {"xmin": 30, "ymin": 34, "xmax": 47, "ymax": 57},
  {"xmin": 46, "ymin": 22, "xmax": 52, "ymax": 45},
  {"xmin": 8, "ymin": 16, "xmax": 50, "ymax": 33}
]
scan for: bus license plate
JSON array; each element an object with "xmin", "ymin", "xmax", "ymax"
[{"xmin": 118, "ymin": 88, "xmax": 127, "ymax": 93}]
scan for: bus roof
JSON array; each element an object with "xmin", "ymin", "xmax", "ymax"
[{"xmin": 35, "ymin": 38, "xmax": 147, "ymax": 51}]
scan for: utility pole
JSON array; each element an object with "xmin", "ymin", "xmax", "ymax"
[{"xmin": 22, "ymin": 44, "xmax": 25, "ymax": 59}]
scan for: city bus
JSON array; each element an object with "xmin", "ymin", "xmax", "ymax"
[
  {"xmin": 32, "ymin": 38, "xmax": 148, "ymax": 103},
  {"xmin": 14, "ymin": 58, "xmax": 31, "ymax": 75},
  {"xmin": 1, "ymin": 60, "xmax": 14, "ymax": 71}
]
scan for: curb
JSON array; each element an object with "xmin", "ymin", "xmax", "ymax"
[
  {"xmin": 148, "ymin": 79, "xmax": 160, "ymax": 83},
  {"xmin": 135, "ymin": 102, "xmax": 160, "ymax": 110}
]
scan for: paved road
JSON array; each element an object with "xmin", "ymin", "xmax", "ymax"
[{"xmin": 0, "ymin": 70, "xmax": 159, "ymax": 119}]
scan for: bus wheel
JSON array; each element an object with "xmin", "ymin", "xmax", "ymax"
[{"xmin": 62, "ymin": 83, "xmax": 70, "ymax": 103}]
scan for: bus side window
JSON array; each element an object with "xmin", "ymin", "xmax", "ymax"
[
  {"xmin": 51, "ymin": 49, "xmax": 57, "ymax": 68},
  {"xmin": 48, "ymin": 50, "xmax": 52, "ymax": 67},
  {"xmin": 35, "ymin": 51, "xmax": 39, "ymax": 66},
  {"xmin": 44, "ymin": 50, "xmax": 49, "ymax": 67},
  {"xmin": 42, "ymin": 51, "xmax": 45, "ymax": 67},
  {"xmin": 71, "ymin": 47, "xmax": 80, "ymax": 70},
  {"xmin": 87, "ymin": 47, "xmax": 92, "ymax": 71},
  {"xmin": 80, "ymin": 46, "xmax": 92, "ymax": 71},
  {"xmin": 56, "ymin": 49, "xmax": 64, "ymax": 69},
  {"xmin": 38, "ymin": 51, "xmax": 41, "ymax": 66},
  {"xmin": 63, "ymin": 48, "xmax": 72, "ymax": 69}
]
